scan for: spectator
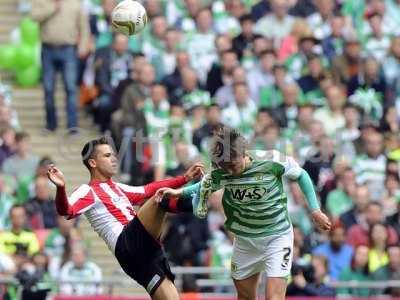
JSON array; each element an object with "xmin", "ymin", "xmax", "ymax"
[
  {"xmin": 165, "ymin": 140, "xmax": 200, "ymax": 177},
  {"xmin": 340, "ymin": 184, "xmax": 370, "ymax": 230},
  {"xmin": 332, "ymin": 35, "xmax": 362, "ymax": 84},
  {"xmin": 286, "ymin": 32, "xmax": 321, "ymax": 80},
  {"xmin": 254, "ymin": 0, "xmax": 296, "ymax": 46},
  {"xmin": 215, "ymin": 66, "xmax": 247, "ymax": 109},
  {"xmin": 313, "ymin": 223, "xmax": 353, "ymax": 280},
  {"xmin": 193, "ymin": 103, "xmax": 222, "ymax": 154},
  {"xmin": 0, "ymin": 126, "xmax": 16, "ymax": 168},
  {"xmin": 94, "ymin": 33, "xmax": 133, "ymax": 132},
  {"xmin": 59, "ymin": 245, "xmax": 102, "ymax": 295},
  {"xmin": 15, "ymin": 156, "xmax": 54, "ymax": 205},
  {"xmin": 353, "ymin": 131, "xmax": 386, "ymax": 201},
  {"xmin": 163, "ymin": 212, "xmax": 209, "ymax": 266},
  {"xmin": 142, "ymin": 14, "xmax": 168, "ymax": 66},
  {"xmin": 313, "ymin": 84, "xmax": 346, "ymax": 136},
  {"xmin": 89, "ymin": 0, "xmax": 115, "ymax": 49},
  {"xmin": 2, "ymin": 132, "xmax": 39, "ymax": 182},
  {"xmin": 297, "ymin": 54, "xmax": 328, "ymax": 106},
  {"xmin": 303, "ymin": 135, "xmax": 336, "ymax": 203},
  {"xmin": 380, "ymin": 106, "xmax": 399, "ymax": 134},
  {"xmin": 247, "ymin": 50, "xmax": 275, "ymax": 103},
  {"xmin": 288, "ymin": 104, "xmax": 315, "ymax": 163},
  {"xmin": 287, "ymin": 255, "xmax": 335, "ymax": 296},
  {"xmin": 307, "ymin": 0, "xmax": 336, "ymax": 40},
  {"xmin": 347, "ymin": 57, "xmax": 387, "ymax": 122},
  {"xmin": 175, "ymin": 67, "xmax": 211, "ymax": 112},
  {"xmin": 278, "ymin": 19, "xmax": 311, "ymax": 62},
  {"xmin": 368, "ymin": 223, "xmax": 389, "ymax": 273},
  {"xmin": 24, "ymin": 176, "xmax": 57, "ymax": 230},
  {"xmin": 32, "ymin": 0, "xmax": 90, "ymax": 133},
  {"xmin": 206, "ymin": 49, "xmax": 239, "ymax": 97},
  {"xmin": 338, "ymin": 245, "xmax": 372, "ymax": 297},
  {"xmin": 232, "ymin": 14, "xmax": 260, "ymax": 60},
  {"xmin": 322, "ymin": 13, "xmax": 348, "ymax": 61},
  {"xmin": 221, "ymin": 82, "xmax": 256, "ymax": 139},
  {"xmin": 185, "ymin": 7, "xmax": 217, "ymax": 84},
  {"xmin": 382, "ymin": 36, "xmax": 400, "ymax": 104},
  {"xmin": 382, "ymin": 172, "xmax": 400, "ymax": 217},
  {"xmin": 151, "ymin": 28, "xmax": 182, "ymax": 80},
  {"xmin": 0, "ymin": 205, "xmax": 39, "ymax": 256},
  {"xmin": 364, "ymin": 11, "xmax": 391, "ymax": 62},
  {"xmin": 372, "ymin": 246, "xmax": 400, "ymax": 296},
  {"xmin": 336, "ymin": 103, "xmax": 361, "ymax": 161},
  {"xmin": 258, "ymin": 64, "xmax": 291, "ymax": 108},
  {"xmin": 45, "ymin": 216, "xmax": 79, "ymax": 279},
  {"xmin": 162, "ymin": 51, "xmax": 191, "ymax": 98},
  {"xmin": 272, "ymin": 82, "xmax": 301, "ymax": 128},
  {"xmin": 0, "ymin": 173, "xmax": 16, "ymax": 231},
  {"xmin": 346, "ymin": 202, "xmax": 398, "ymax": 247},
  {"xmin": 326, "ymin": 168, "xmax": 357, "ymax": 218},
  {"xmin": 111, "ymin": 63, "xmax": 154, "ymax": 146}
]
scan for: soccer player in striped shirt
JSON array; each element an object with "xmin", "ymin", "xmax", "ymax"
[
  {"xmin": 47, "ymin": 137, "xmax": 203, "ymax": 300},
  {"xmin": 157, "ymin": 127, "xmax": 331, "ymax": 300}
]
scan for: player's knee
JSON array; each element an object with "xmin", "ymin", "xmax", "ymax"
[
  {"xmin": 265, "ymin": 278, "xmax": 287, "ymax": 300},
  {"xmin": 152, "ymin": 279, "xmax": 179, "ymax": 300},
  {"xmin": 236, "ymin": 285, "xmax": 257, "ymax": 300}
]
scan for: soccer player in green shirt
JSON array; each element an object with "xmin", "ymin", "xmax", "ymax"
[{"xmin": 157, "ymin": 126, "xmax": 331, "ymax": 300}]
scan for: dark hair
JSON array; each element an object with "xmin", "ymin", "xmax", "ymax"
[
  {"xmin": 15, "ymin": 131, "xmax": 29, "ymax": 143},
  {"xmin": 221, "ymin": 48, "xmax": 237, "ymax": 57},
  {"xmin": 81, "ymin": 137, "xmax": 111, "ymax": 171},
  {"xmin": 239, "ymin": 14, "xmax": 253, "ymax": 24},
  {"xmin": 210, "ymin": 126, "xmax": 247, "ymax": 167}
]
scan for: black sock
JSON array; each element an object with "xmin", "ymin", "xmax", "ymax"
[{"xmin": 158, "ymin": 194, "xmax": 193, "ymax": 213}]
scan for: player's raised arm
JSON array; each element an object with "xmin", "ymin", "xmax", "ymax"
[
  {"xmin": 47, "ymin": 164, "xmax": 95, "ymax": 218},
  {"xmin": 296, "ymin": 169, "xmax": 331, "ymax": 232},
  {"xmin": 116, "ymin": 163, "xmax": 204, "ymax": 205},
  {"xmin": 273, "ymin": 151, "xmax": 331, "ymax": 232}
]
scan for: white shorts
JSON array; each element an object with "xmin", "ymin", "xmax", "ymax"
[{"xmin": 231, "ymin": 227, "xmax": 294, "ymax": 280}]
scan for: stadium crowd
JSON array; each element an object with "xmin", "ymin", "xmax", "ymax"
[{"xmin": 0, "ymin": 0, "xmax": 400, "ymax": 298}]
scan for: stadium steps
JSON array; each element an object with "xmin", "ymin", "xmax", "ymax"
[
  {"xmin": 0, "ymin": 2, "xmax": 143, "ymax": 294},
  {"xmin": 0, "ymin": 0, "xmax": 20, "ymax": 44}
]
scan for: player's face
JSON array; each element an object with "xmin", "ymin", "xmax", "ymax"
[
  {"xmin": 219, "ymin": 156, "xmax": 247, "ymax": 176},
  {"xmin": 93, "ymin": 145, "xmax": 118, "ymax": 176}
]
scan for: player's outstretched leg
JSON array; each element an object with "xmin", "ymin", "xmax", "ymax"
[
  {"xmin": 137, "ymin": 194, "xmax": 168, "ymax": 239},
  {"xmin": 233, "ymin": 273, "xmax": 260, "ymax": 300},
  {"xmin": 265, "ymin": 277, "xmax": 287, "ymax": 300},
  {"xmin": 134, "ymin": 197, "xmax": 179, "ymax": 299}
]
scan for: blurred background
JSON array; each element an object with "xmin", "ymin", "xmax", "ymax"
[{"xmin": 0, "ymin": 0, "xmax": 399, "ymax": 299}]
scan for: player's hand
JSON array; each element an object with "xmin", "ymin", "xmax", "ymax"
[
  {"xmin": 183, "ymin": 163, "xmax": 204, "ymax": 182},
  {"xmin": 154, "ymin": 187, "xmax": 181, "ymax": 203},
  {"xmin": 311, "ymin": 210, "xmax": 331, "ymax": 232},
  {"xmin": 47, "ymin": 164, "xmax": 66, "ymax": 188}
]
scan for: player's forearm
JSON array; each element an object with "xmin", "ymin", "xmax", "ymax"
[
  {"xmin": 182, "ymin": 182, "xmax": 200, "ymax": 200},
  {"xmin": 297, "ymin": 169, "xmax": 320, "ymax": 212},
  {"xmin": 55, "ymin": 186, "xmax": 72, "ymax": 216},
  {"xmin": 143, "ymin": 176, "xmax": 187, "ymax": 198}
]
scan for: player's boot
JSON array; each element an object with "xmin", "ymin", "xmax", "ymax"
[{"xmin": 193, "ymin": 173, "xmax": 212, "ymax": 218}]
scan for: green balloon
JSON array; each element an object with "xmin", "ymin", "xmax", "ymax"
[
  {"xmin": 16, "ymin": 44, "xmax": 35, "ymax": 69},
  {"xmin": 0, "ymin": 45, "xmax": 17, "ymax": 70},
  {"xmin": 15, "ymin": 65, "xmax": 41, "ymax": 87},
  {"xmin": 20, "ymin": 18, "xmax": 39, "ymax": 46}
]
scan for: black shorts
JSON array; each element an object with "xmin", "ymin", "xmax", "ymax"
[{"xmin": 114, "ymin": 217, "xmax": 175, "ymax": 295}]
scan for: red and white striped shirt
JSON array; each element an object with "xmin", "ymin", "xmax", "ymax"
[{"xmin": 55, "ymin": 176, "xmax": 187, "ymax": 253}]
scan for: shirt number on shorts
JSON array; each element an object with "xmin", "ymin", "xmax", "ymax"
[{"xmin": 281, "ymin": 247, "xmax": 291, "ymax": 269}]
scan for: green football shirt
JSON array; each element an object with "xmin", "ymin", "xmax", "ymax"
[{"xmin": 209, "ymin": 150, "xmax": 303, "ymax": 237}]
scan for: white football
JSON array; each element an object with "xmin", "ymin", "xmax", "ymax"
[{"xmin": 111, "ymin": 0, "xmax": 147, "ymax": 36}]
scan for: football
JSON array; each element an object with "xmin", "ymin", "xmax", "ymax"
[{"xmin": 111, "ymin": 0, "xmax": 147, "ymax": 36}]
